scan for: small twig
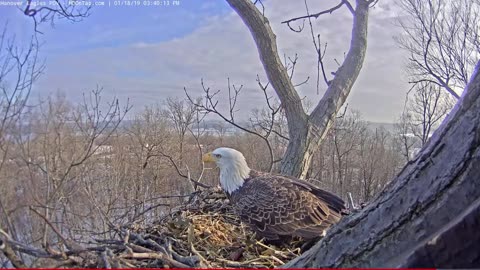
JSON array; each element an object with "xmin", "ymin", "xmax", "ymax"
[
  {"xmin": 29, "ymin": 206, "xmax": 75, "ymax": 250},
  {"xmin": 282, "ymin": 0, "xmax": 354, "ymax": 27},
  {"xmin": 119, "ymin": 252, "xmax": 190, "ymax": 268},
  {"xmin": 347, "ymin": 192, "xmax": 357, "ymax": 209}
]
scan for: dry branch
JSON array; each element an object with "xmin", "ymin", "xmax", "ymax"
[{"xmin": 1, "ymin": 188, "xmax": 306, "ymax": 268}]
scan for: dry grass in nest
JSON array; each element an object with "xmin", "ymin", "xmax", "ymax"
[{"xmin": 129, "ymin": 188, "xmax": 304, "ymax": 268}]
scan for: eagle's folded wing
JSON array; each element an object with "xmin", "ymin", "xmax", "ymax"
[{"xmin": 232, "ymin": 176, "xmax": 343, "ymax": 239}]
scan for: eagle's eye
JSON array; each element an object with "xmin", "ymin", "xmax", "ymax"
[{"xmin": 215, "ymin": 154, "xmax": 222, "ymax": 158}]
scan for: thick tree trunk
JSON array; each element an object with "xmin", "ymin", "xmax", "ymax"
[
  {"xmin": 226, "ymin": 0, "xmax": 370, "ymax": 178},
  {"xmin": 284, "ymin": 62, "xmax": 480, "ymax": 268}
]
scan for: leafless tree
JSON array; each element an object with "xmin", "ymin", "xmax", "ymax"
[
  {"xmin": 6, "ymin": 89, "xmax": 130, "ymax": 257},
  {"xmin": 357, "ymin": 127, "xmax": 398, "ymax": 202},
  {"xmin": 186, "ymin": 0, "xmax": 375, "ymax": 178},
  {"xmin": 0, "ymin": 27, "xmax": 43, "ymax": 265},
  {"xmin": 163, "ymin": 97, "xmax": 198, "ymax": 167},
  {"xmin": 307, "ymin": 111, "xmax": 401, "ymax": 203},
  {"xmin": 328, "ymin": 112, "xmax": 365, "ymax": 197},
  {"xmin": 127, "ymin": 105, "xmax": 172, "ymax": 170},
  {"xmin": 395, "ymin": 82, "xmax": 454, "ymax": 161},
  {"xmin": 407, "ymin": 82, "xmax": 454, "ymax": 145},
  {"xmin": 396, "ymin": 0, "xmax": 480, "ymax": 98},
  {"xmin": 394, "ymin": 112, "xmax": 416, "ymax": 162},
  {"xmin": 161, "ymin": 98, "xmax": 210, "ymax": 192}
]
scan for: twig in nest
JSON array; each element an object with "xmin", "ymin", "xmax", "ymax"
[
  {"xmin": 165, "ymin": 237, "xmax": 199, "ymax": 267},
  {"xmin": 216, "ymin": 256, "xmax": 267, "ymax": 267},
  {"xmin": 119, "ymin": 252, "xmax": 190, "ymax": 268},
  {"xmin": 100, "ymin": 250, "xmax": 112, "ymax": 269},
  {"xmin": 188, "ymin": 223, "xmax": 211, "ymax": 268},
  {"xmin": 261, "ymin": 254, "xmax": 285, "ymax": 265}
]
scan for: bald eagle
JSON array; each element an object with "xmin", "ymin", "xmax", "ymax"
[{"xmin": 202, "ymin": 147, "xmax": 346, "ymax": 241}]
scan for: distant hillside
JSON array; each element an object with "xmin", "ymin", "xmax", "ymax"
[
  {"xmin": 366, "ymin": 122, "xmax": 396, "ymax": 133},
  {"xmin": 118, "ymin": 119, "xmax": 398, "ymax": 135}
]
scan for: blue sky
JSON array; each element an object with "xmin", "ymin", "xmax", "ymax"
[
  {"xmin": 0, "ymin": 0, "xmax": 410, "ymax": 122},
  {"xmin": 1, "ymin": 1, "xmax": 231, "ymax": 51}
]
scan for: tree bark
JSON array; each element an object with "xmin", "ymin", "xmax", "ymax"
[
  {"xmin": 283, "ymin": 62, "xmax": 480, "ymax": 268},
  {"xmin": 0, "ymin": 240, "xmax": 27, "ymax": 268},
  {"xmin": 226, "ymin": 0, "xmax": 370, "ymax": 178},
  {"xmin": 399, "ymin": 197, "xmax": 480, "ymax": 268}
]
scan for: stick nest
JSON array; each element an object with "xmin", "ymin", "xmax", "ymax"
[
  {"xmin": 2, "ymin": 188, "xmax": 305, "ymax": 268},
  {"xmin": 121, "ymin": 188, "xmax": 304, "ymax": 268}
]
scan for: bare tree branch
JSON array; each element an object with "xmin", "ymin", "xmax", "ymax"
[
  {"xmin": 184, "ymin": 79, "xmax": 281, "ymax": 172},
  {"xmin": 22, "ymin": 0, "xmax": 91, "ymax": 33},
  {"xmin": 281, "ymin": 0, "xmax": 354, "ymax": 27},
  {"xmin": 396, "ymin": 0, "xmax": 479, "ymax": 99}
]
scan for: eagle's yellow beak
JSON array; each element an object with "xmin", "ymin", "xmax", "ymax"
[{"xmin": 202, "ymin": 152, "xmax": 217, "ymax": 163}]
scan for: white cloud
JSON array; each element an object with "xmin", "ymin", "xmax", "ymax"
[{"xmin": 35, "ymin": 0, "xmax": 409, "ymax": 123}]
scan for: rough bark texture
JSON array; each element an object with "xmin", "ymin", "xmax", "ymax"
[
  {"xmin": 283, "ymin": 62, "xmax": 480, "ymax": 268},
  {"xmin": 226, "ymin": 0, "xmax": 370, "ymax": 178},
  {"xmin": 399, "ymin": 197, "xmax": 480, "ymax": 268}
]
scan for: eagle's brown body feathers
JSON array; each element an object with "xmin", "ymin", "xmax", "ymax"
[
  {"xmin": 230, "ymin": 170, "xmax": 345, "ymax": 240},
  {"xmin": 202, "ymin": 147, "xmax": 346, "ymax": 241}
]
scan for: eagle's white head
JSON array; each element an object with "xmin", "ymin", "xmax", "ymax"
[{"xmin": 202, "ymin": 147, "xmax": 251, "ymax": 194}]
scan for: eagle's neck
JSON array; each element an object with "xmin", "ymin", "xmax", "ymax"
[{"xmin": 219, "ymin": 160, "xmax": 251, "ymax": 195}]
